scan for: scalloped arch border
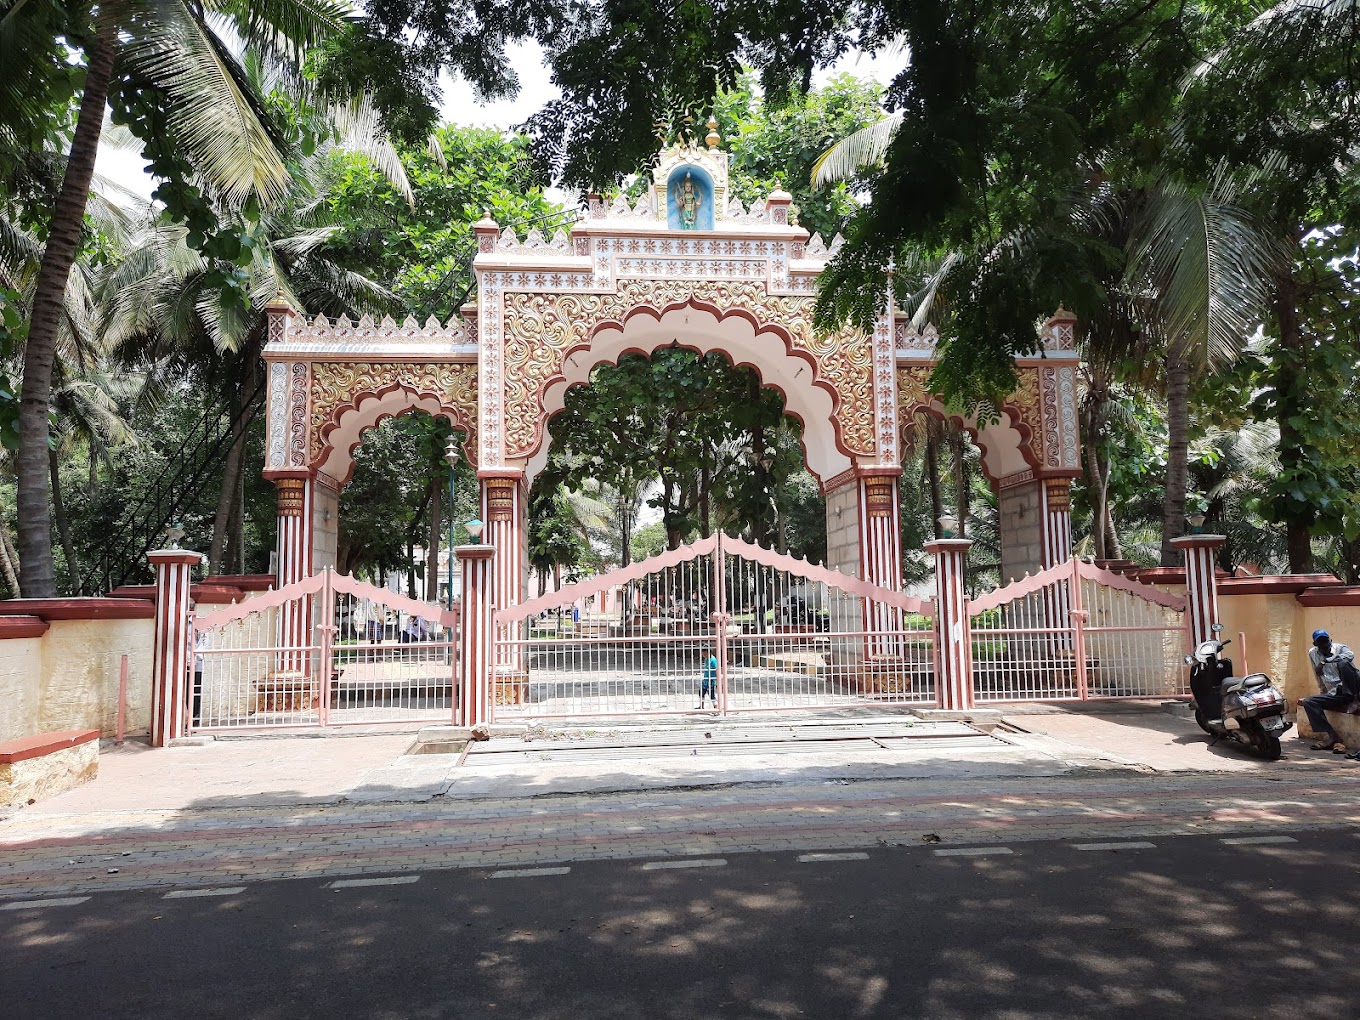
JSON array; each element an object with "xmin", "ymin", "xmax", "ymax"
[{"xmin": 523, "ymin": 295, "xmax": 865, "ymax": 483}]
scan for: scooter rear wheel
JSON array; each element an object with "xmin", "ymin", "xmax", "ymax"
[
  {"xmin": 1193, "ymin": 707, "xmax": 1214, "ymax": 735},
  {"xmin": 1256, "ymin": 732, "xmax": 1282, "ymax": 761}
]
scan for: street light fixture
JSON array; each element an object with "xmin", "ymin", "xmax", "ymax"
[
  {"xmin": 444, "ymin": 436, "xmax": 459, "ymax": 610},
  {"xmin": 465, "ymin": 518, "xmax": 485, "ymax": 544},
  {"xmin": 938, "ymin": 514, "xmax": 959, "ymax": 539}
]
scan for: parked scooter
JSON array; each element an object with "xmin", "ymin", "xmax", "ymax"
[{"xmin": 1186, "ymin": 624, "xmax": 1291, "ymax": 760}]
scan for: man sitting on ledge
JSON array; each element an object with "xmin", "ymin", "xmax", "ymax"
[{"xmin": 1302, "ymin": 629, "xmax": 1358, "ymax": 752}]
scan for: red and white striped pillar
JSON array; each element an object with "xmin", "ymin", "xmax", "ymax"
[
  {"xmin": 859, "ymin": 471, "xmax": 904, "ymax": 654},
  {"xmin": 480, "ymin": 471, "xmax": 524, "ymax": 668},
  {"xmin": 148, "ymin": 549, "xmax": 201, "ymax": 747},
  {"xmin": 927, "ymin": 538, "xmax": 974, "ymax": 710},
  {"xmin": 1041, "ymin": 479, "xmax": 1074, "ymax": 568},
  {"xmin": 456, "ymin": 543, "xmax": 495, "ymax": 728},
  {"xmin": 1170, "ymin": 534, "xmax": 1225, "ymax": 650},
  {"xmin": 272, "ymin": 472, "xmax": 313, "ymax": 669},
  {"xmin": 273, "ymin": 474, "xmax": 313, "ymax": 588}
]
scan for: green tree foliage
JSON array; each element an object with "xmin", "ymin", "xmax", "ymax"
[
  {"xmin": 325, "ymin": 126, "xmax": 563, "ymax": 319},
  {"xmin": 716, "ymin": 73, "xmax": 884, "ymax": 241}
]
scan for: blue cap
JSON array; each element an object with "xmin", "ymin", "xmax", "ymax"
[{"xmin": 1313, "ymin": 629, "xmax": 1330, "ymax": 642}]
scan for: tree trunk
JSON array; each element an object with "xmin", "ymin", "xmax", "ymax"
[
  {"xmin": 925, "ymin": 429, "xmax": 944, "ymax": 538},
  {"xmin": 17, "ymin": 21, "xmax": 118, "ymax": 596},
  {"xmin": 210, "ymin": 411, "xmax": 247, "ymax": 572},
  {"xmin": 949, "ymin": 427, "xmax": 968, "ymax": 536},
  {"xmin": 1275, "ymin": 271, "xmax": 1314, "ymax": 573},
  {"xmin": 0, "ymin": 520, "xmax": 19, "ymax": 596},
  {"xmin": 427, "ymin": 476, "xmax": 441, "ymax": 602},
  {"xmin": 699, "ymin": 453, "xmax": 711, "ymax": 538},
  {"xmin": 1160, "ymin": 340, "xmax": 1191, "ymax": 566},
  {"xmin": 49, "ymin": 448, "xmax": 79, "ymax": 594}
]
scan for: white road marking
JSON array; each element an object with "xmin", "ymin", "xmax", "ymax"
[
  {"xmin": 164, "ymin": 887, "xmax": 247, "ymax": 899},
  {"xmin": 1072, "ymin": 842, "xmax": 1157, "ymax": 851},
  {"xmin": 1, "ymin": 897, "xmax": 90, "ymax": 910},
  {"xmin": 798, "ymin": 852, "xmax": 870, "ymax": 863},
  {"xmin": 328, "ymin": 875, "xmax": 421, "ymax": 889},
  {"xmin": 1221, "ymin": 835, "xmax": 1297, "ymax": 846},
  {"xmin": 641, "ymin": 858, "xmax": 727, "ymax": 871},
  {"xmin": 933, "ymin": 847, "xmax": 1014, "ymax": 857},
  {"xmin": 491, "ymin": 867, "xmax": 571, "ymax": 879}
]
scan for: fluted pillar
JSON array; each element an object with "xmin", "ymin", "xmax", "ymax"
[
  {"xmin": 457, "ymin": 544, "xmax": 495, "ymax": 727},
  {"xmin": 148, "ymin": 549, "xmax": 201, "ymax": 747},
  {"xmin": 1170, "ymin": 534, "xmax": 1225, "ymax": 650}
]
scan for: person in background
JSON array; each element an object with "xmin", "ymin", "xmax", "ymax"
[
  {"xmin": 1301, "ymin": 629, "xmax": 1358, "ymax": 751},
  {"xmin": 697, "ymin": 650, "xmax": 718, "ymax": 710}
]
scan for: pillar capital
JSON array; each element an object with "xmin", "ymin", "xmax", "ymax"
[
  {"xmin": 147, "ymin": 549, "xmax": 206, "ymax": 569},
  {"xmin": 455, "ymin": 544, "xmax": 496, "ymax": 563},
  {"xmin": 925, "ymin": 539, "xmax": 974, "ymax": 556},
  {"xmin": 1169, "ymin": 534, "xmax": 1227, "ymax": 552}
]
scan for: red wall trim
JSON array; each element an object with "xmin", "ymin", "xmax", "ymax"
[
  {"xmin": 0, "ymin": 598, "xmax": 155, "ymax": 620},
  {"xmin": 1219, "ymin": 574, "xmax": 1344, "ymax": 596},
  {"xmin": 1296, "ymin": 586, "xmax": 1360, "ymax": 607},
  {"xmin": 0, "ymin": 728, "xmax": 99, "ymax": 764},
  {"xmin": 0, "ymin": 615, "xmax": 48, "ymax": 639}
]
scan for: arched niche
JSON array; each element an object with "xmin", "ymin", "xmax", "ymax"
[{"xmin": 666, "ymin": 165, "xmax": 716, "ymax": 231}]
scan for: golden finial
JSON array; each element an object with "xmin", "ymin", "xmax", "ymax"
[{"xmin": 705, "ymin": 116, "xmax": 721, "ymax": 149}]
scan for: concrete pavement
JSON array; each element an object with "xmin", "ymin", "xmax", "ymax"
[{"xmin": 2, "ymin": 702, "xmax": 1359, "ymax": 901}]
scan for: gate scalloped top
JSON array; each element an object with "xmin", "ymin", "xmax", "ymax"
[
  {"xmin": 495, "ymin": 532, "xmax": 933, "ymax": 626},
  {"xmin": 193, "ymin": 568, "xmax": 458, "ymax": 631},
  {"xmin": 968, "ymin": 558, "xmax": 1187, "ymax": 615}
]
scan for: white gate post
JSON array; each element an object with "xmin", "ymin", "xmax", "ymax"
[
  {"xmin": 1170, "ymin": 534, "xmax": 1225, "ymax": 649},
  {"xmin": 457, "ymin": 544, "xmax": 495, "ymax": 727},
  {"xmin": 927, "ymin": 537, "xmax": 974, "ymax": 710},
  {"xmin": 148, "ymin": 548, "xmax": 202, "ymax": 747}
]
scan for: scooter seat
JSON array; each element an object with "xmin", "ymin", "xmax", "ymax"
[{"xmin": 1221, "ymin": 673, "xmax": 1273, "ymax": 694}]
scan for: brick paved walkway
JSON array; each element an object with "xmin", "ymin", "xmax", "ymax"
[{"xmin": 3, "ymin": 769, "xmax": 1357, "ymax": 900}]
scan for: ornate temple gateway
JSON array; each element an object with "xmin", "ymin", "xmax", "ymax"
[
  {"xmin": 261, "ymin": 132, "xmax": 1082, "ymax": 605},
  {"xmin": 144, "ymin": 134, "xmax": 1200, "ymax": 743}
]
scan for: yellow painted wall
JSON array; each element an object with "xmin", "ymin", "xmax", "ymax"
[{"xmin": 0, "ymin": 618, "xmax": 154, "ymax": 742}]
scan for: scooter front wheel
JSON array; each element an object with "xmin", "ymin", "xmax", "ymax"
[{"xmin": 1194, "ymin": 707, "xmax": 1214, "ymax": 735}]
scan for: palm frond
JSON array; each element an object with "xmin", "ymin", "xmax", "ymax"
[
  {"xmin": 1123, "ymin": 174, "xmax": 1286, "ymax": 369},
  {"xmin": 328, "ymin": 93, "xmax": 415, "ymax": 208},
  {"xmin": 121, "ymin": 0, "xmax": 292, "ymax": 204},
  {"xmin": 811, "ymin": 111, "xmax": 903, "ymax": 188}
]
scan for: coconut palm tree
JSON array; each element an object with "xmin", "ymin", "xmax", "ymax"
[{"xmin": 1, "ymin": 0, "xmax": 348, "ymax": 595}]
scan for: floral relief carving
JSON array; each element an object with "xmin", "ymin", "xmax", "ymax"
[
  {"xmin": 308, "ymin": 362, "xmax": 479, "ymax": 463},
  {"xmin": 498, "ymin": 279, "xmax": 877, "ymax": 459},
  {"xmin": 1007, "ymin": 366, "xmax": 1045, "ymax": 466}
]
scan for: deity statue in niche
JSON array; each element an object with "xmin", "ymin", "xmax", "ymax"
[{"xmin": 673, "ymin": 172, "xmax": 703, "ymax": 229}]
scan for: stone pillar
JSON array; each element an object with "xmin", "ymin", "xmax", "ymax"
[
  {"xmin": 148, "ymin": 549, "xmax": 201, "ymax": 747},
  {"xmin": 310, "ymin": 473, "xmax": 341, "ymax": 573},
  {"xmin": 823, "ymin": 473, "xmax": 862, "ymax": 579},
  {"xmin": 1170, "ymin": 534, "xmax": 1225, "ymax": 649},
  {"xmin": 456, "ymin": 544, "xmax": 495, "ymax": 728},
  {"xmin": 997, "ymin": 477, "xmax": 1045, "ymax": 583},
  {"xmin": 927, "ymin": 538, "xmax": 974, "ymax": 710}
]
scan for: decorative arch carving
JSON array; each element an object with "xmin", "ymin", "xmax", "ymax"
[
  {"xmin": 308, "ymin": 362, "xmax": 479, "ymax": 484},
  {"xmin": 500, "ymin": 279, "xmax": 875, "ymax": 465}
]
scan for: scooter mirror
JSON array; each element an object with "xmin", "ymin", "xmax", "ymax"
[
  {"xmin": 1211, "ymin": 623, "xmax": 1225, "ymax": 633},
  {"xmin": 1184, "ymin": 654, "xmax": 1195, "ymax": 664}
]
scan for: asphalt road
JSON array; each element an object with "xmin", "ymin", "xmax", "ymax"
[{"xmin": 3, "ymin": 829, "xmax": 1356, "ymax": 1020}]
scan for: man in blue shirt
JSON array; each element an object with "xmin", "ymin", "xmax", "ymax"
[{"xmin": 1302, "ymin": 629, "xmax": 1357, "ymax": 750}]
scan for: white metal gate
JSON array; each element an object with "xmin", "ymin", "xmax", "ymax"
[
  {"xmin": 190, "ymin": 569, "xmax": 459, "ymax": 730},
  {"xmin": 967, "ymin": 559, "xmax": 1189, "ymax": 702},
  {"xmin": 491, "ymin": 533, "xmax": 935, "ymax": 720}
]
